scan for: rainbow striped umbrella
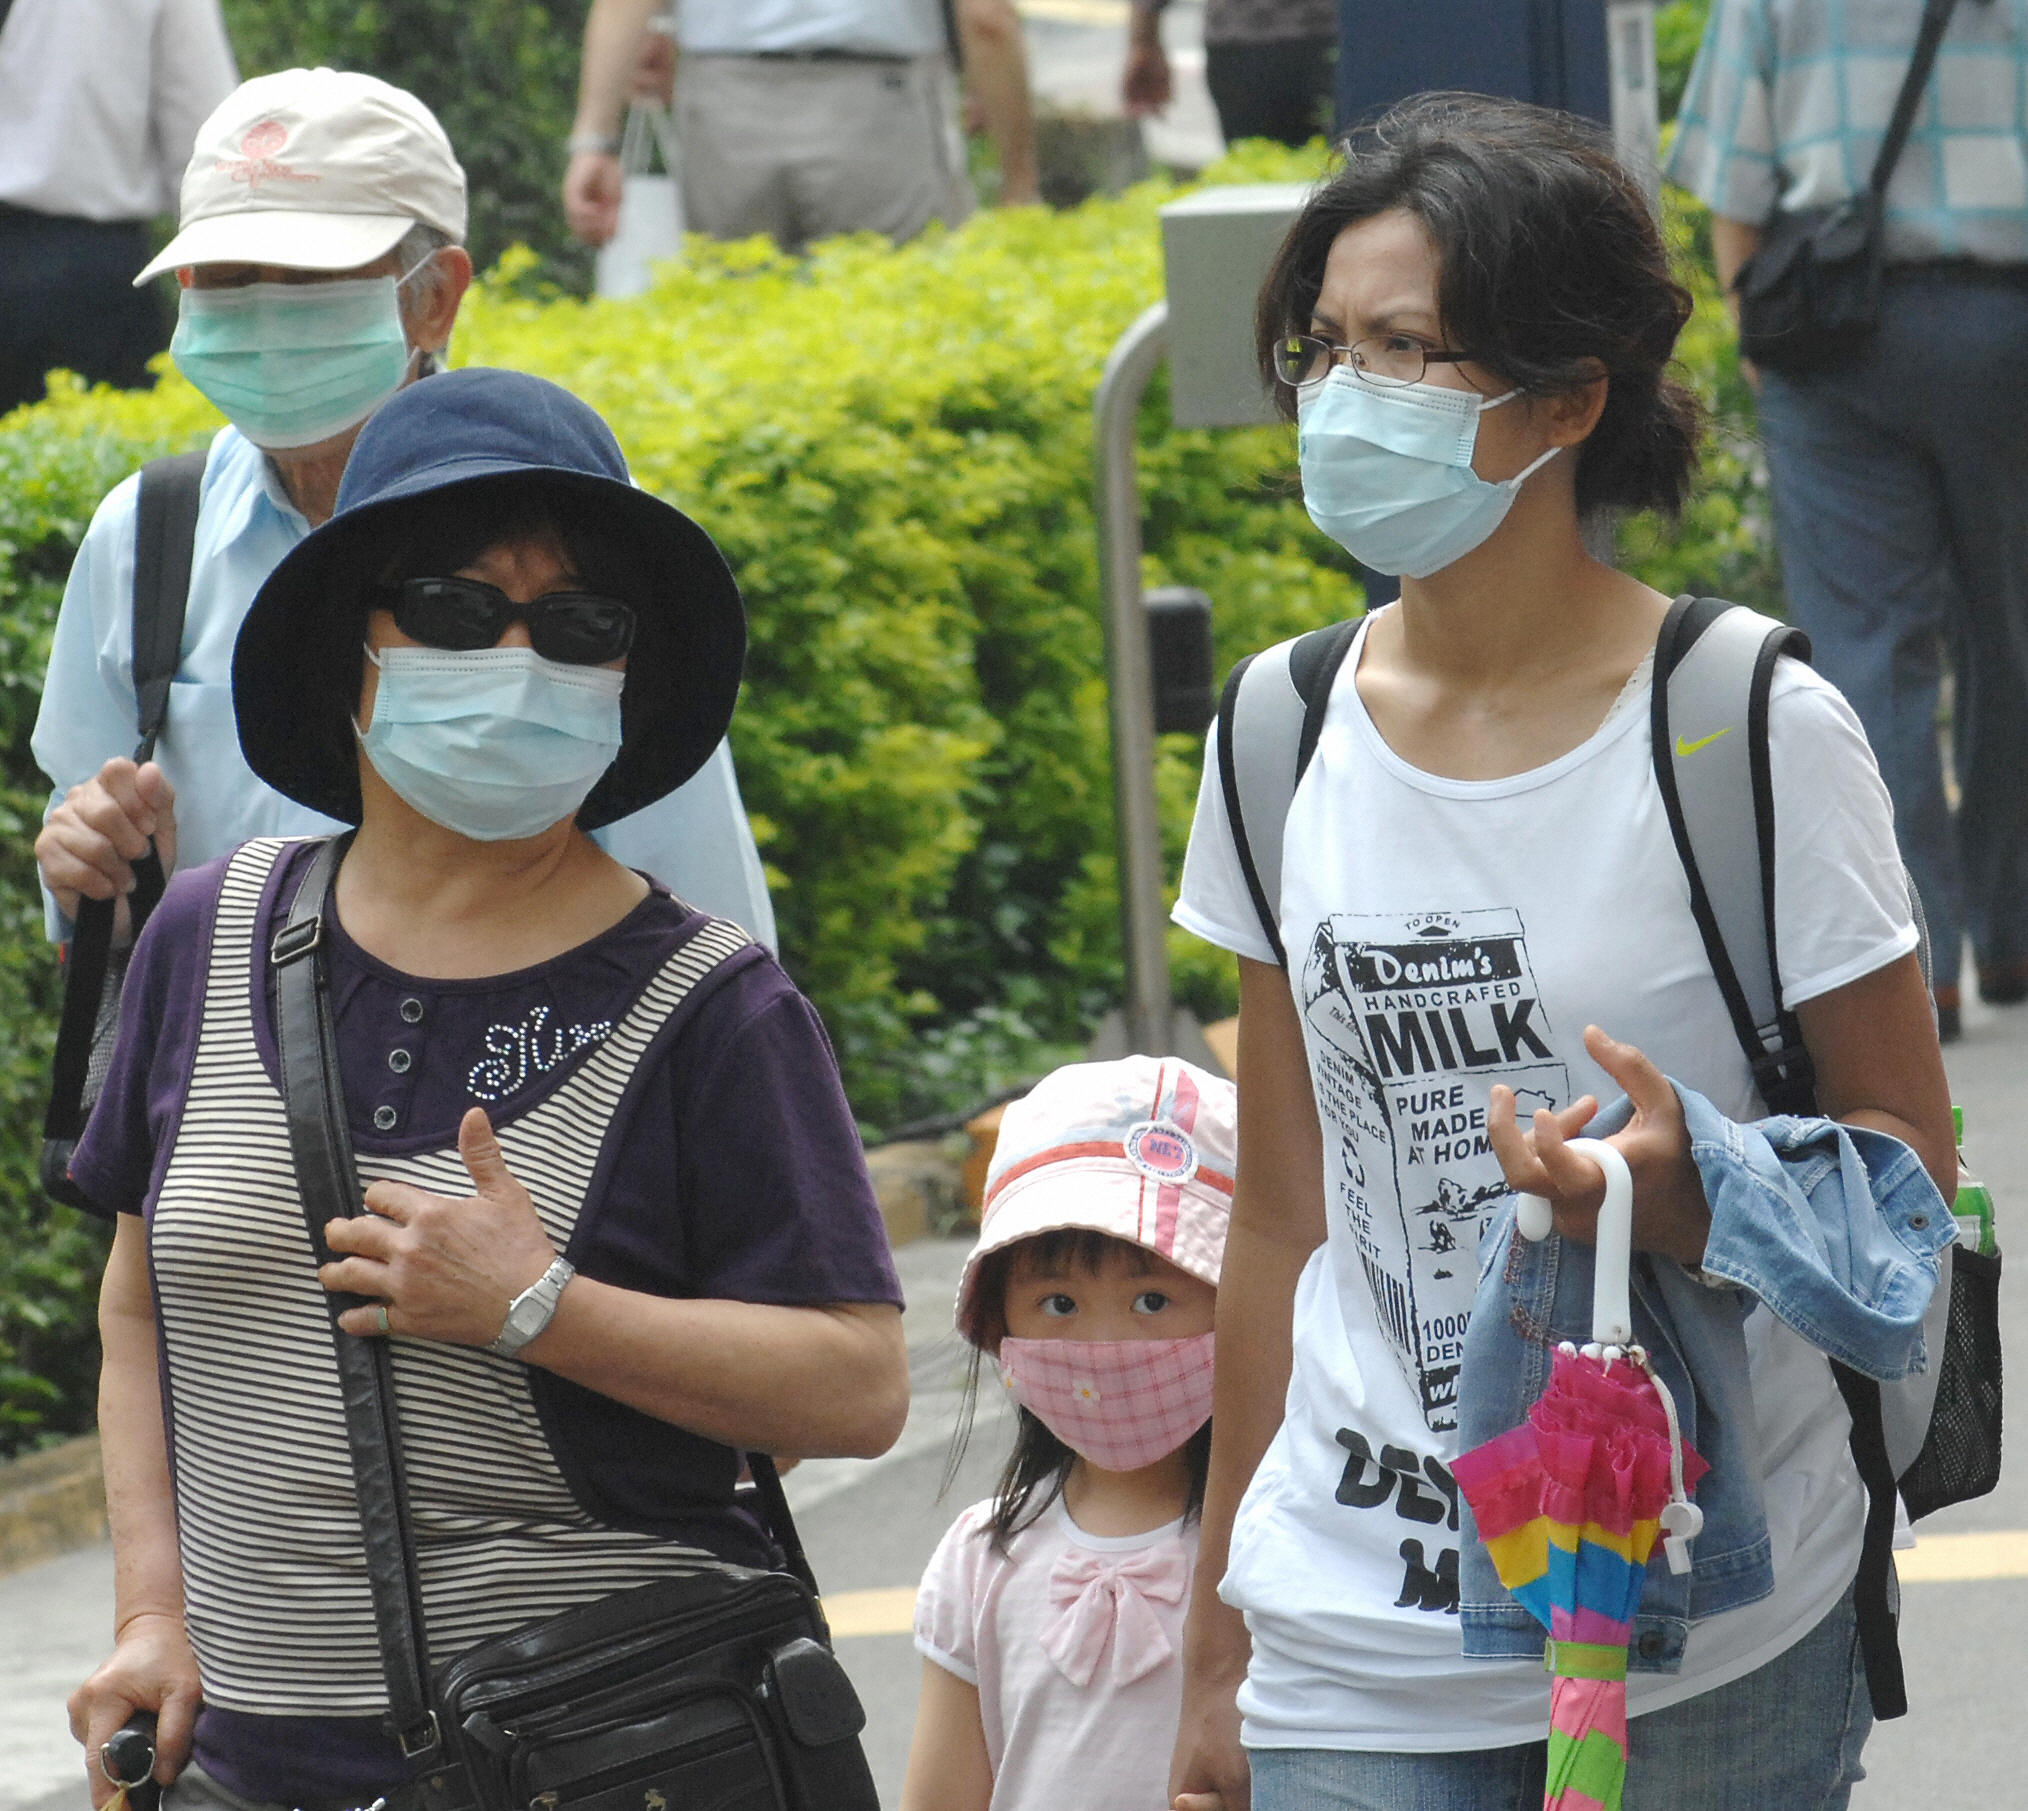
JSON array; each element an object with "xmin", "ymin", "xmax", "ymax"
[{"xmin": 1451, "ymin": 1140, "xmax": 1708, "ymax": 1811}]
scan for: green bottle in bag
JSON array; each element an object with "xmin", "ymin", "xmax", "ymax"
[{"xmin": 1952, "ymin": 1106, "xmax": 1997, "ymax": 1258}]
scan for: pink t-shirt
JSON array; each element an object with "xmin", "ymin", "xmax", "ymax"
[{"xmin": 914, "ymin": 1495, "xmax": 1199, "ymax": 1811}]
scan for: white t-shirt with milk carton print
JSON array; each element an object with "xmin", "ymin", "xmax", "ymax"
[{"xmin": 1173, "ymin": 611, "xmax": 1916, "ymax": 1751}]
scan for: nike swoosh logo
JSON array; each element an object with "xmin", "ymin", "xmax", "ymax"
[{"xmin": 1675, "ymin": 728, "xmax": 1732, "ymax": 757}]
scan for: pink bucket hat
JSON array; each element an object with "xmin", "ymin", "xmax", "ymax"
[{"xmin": 955, "ymin": 1054, "xmax": 1236, "ymax": 1346}]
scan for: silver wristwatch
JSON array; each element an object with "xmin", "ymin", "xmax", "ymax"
[{"xmin": 490, "ymin": 1256, "xmax": 576, "ymax": 1358}]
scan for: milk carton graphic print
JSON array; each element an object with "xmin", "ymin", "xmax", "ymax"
[{"xmin": 1300, "ymin": 908, "xmax": 1568, "ymax": 1432}]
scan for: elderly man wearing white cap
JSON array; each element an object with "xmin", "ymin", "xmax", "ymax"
[{"xmin": 32, "ymin": 66, "xmax": 777, "ymax": 959}]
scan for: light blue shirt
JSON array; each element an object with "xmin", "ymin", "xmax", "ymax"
[
  {"xmin": 1668, "ymin": 0, "xmax": 2028, "ymax": 264},
  {"xmin": 31, "ymin": 425, "xmax": 778, "ymax": 948},
  {"xmin": 675, "ymin": 0, "xmax": 942, "ymax": 57}
]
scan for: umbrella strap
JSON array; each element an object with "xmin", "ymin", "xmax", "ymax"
[
  {"xmin": 1630, "ymin": 1346, "xmax": 1706, "ymax": 1573},
  {"xmin": 1542, "ymin": 1640, "xmax": 1628, "ymax": 1681}
]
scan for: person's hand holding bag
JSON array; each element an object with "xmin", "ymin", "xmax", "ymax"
[
  {"xmin": 319, "ymin": 1106, "xmax": 561, "ymax": 1347},
  {"xmin": 1487, "ymin": 1024, "xmax": 1713, "ymax": 1268}
]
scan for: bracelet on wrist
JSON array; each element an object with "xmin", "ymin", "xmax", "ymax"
[{"xmin": 567, "ymin": 132, "xmax": 623, "ymax": 157}]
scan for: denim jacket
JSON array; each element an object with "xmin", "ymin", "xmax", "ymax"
[{"xmin": 1456, "ymin": 1082, "xmax": 1954, "ymax": 1672}]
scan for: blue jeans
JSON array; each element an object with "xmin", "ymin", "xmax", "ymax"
[
  {"xmin": 1248, "ymin": 1582, "xmax": 1870, "ymax": 1810},
  {"xmin": 1755, "ymin": 267, "xmax": 2028, "ymax": 993}
]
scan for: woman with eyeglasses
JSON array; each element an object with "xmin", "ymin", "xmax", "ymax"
[
  {"xmin": 63, "ymin": 368, "xmax": 908, "ymax": 1811},
  {"xmin": 1167, "ymin": 97, "xmax": 1955, "ymax": 1810}
]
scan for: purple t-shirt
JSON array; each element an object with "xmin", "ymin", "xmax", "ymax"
[{"xmin": 73, "ymin": 840, "xmax": 902, "ymax": 1805}]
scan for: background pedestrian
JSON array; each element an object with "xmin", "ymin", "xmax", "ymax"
[
  {"xmin": 0, "ymin": 0, "xmax": 237, "ymax": 413},
  {"xmin": 1122, "ymin": 0, "xmax": 1334, "ymax": 149},
  {"xmin": 565, "ymin": 0, "xmax": 1040, "ymax": 258},
  {"xmin": 1670, "ymin": 0, "xmax": 2028, "ymax": 1038}
]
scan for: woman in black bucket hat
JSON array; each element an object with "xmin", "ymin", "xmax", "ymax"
[{"xmin": 66, "ymin": 369, "xmax": 907, "ymax": 1811}]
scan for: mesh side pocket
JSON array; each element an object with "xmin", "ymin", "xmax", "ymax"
[
  {"xmin": 82, "ymin": 945, "xmax": 133, "ymax": 1112},
  {"xmin": 1900, "ymin": 1246, "xmax": 2003, "ymax": 1521}
]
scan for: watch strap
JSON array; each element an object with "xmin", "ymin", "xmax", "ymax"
[{"xmin": 491, "ymin": 1256, "xmax": 576, "ymax": 1357}]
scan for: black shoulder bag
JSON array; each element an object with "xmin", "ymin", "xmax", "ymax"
[
  {"xmin": 1735, "ymin": 0, "xmax": 1961, "ymax": 374},
  {"xmin": 42, "ymin": 448, "xmax": 208, "ymax": 1209},
  {"xmin": 271, "ymin": 839, "xmax": 879, "ymax": 1811}
]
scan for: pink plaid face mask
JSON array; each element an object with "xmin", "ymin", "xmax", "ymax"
[{"xmin": 997, "ymin": 1333, "xmax": 1216, "ymax": 1473}]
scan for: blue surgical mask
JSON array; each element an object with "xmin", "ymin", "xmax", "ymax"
[
  {"xmin": 356, "ymin": 645, "xmax": 625, "ymax": 842},
  {"xmin": 1297, "ymin": 369, "xmax": 1560, "ymax": 578},
  {"xmin": 171, "ymin": 275, "xmax": 417, "ymax": 451}
]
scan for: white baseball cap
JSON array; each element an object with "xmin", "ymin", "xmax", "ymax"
[{"xmin": 135, "ymin": 68, "xmax": 467, "ymax": 284}]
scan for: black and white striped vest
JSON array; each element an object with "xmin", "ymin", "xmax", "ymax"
[{"xmin": 151, "ymin": 838, "xmax": 751, "ymax": 1714}]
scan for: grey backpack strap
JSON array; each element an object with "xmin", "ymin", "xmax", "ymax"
[
  {"xmin": 1652, "ymin": 594, "xmax": 1930, "ymax": 1724},
  {"xmin": 1214, "ymin": 617, "xmax": 1360, "ymax": 969},
  {"xmin": 1650, "ymin": 595, "xmax": 1816, "ymax": 1115}
]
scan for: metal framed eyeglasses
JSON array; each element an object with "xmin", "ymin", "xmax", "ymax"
[{"xmin": 1272, "ymin": 331, "xmax": 1473, "ymax": 389}]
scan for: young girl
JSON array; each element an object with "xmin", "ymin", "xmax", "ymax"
[{"xmin": 900, "ymin": 1055, "xmax": 1235, "ymax": 1811}]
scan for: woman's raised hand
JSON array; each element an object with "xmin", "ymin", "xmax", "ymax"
[
  {"xmin": 1487, "ymin": 1025, "xmax": 1711, "ymax": 1268},
  {"xmin": 319, "ymin": 1107, "xmax": 560, "ymax": 1347}
]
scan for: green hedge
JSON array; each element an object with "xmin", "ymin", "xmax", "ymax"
[{"xmin": 0, "ymin": 142, "xmax": 1766, "ymax": 1452}]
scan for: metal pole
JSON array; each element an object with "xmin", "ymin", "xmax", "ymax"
[
  {"xmin": 1093, "ymin": 301, "xmax": 1174, "ymax": 1056},
  {"xmin": 1606, "ymin": 1, "xmax": 1662, "ymax": 211}
]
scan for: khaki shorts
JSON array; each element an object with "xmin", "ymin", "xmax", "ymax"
[{"xmin": 674, "ymin": 52, "xmax": 972, "ymax": 253}]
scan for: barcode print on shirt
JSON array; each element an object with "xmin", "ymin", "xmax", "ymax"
[{"xmin": 150, "ymin": 839, "xmax": 751, "ymax": 1714}]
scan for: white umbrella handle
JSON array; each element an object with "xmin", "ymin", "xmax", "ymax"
[{"xmin": 1514, "ymin": 1136, "xmax": 1635, "ymax": 1348}]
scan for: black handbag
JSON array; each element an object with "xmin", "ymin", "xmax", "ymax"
[
  {"xmin": 270, "ymin": 837, "xmax": 880, "ymax": 1811},
  {"xmin": 1735, "ymin": 0, "xmax": 1961, "ymax": 375}
]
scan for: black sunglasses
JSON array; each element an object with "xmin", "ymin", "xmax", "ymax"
[{"xmin": 384, "ymin": 576, "xmax": 638, "ymax": 665}]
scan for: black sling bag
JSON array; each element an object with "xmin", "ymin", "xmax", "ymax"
[
  {"xmin": 42, "ymin": 448, "xmax": 207, "ymax": 1208},
  {"xmin": 271, "ymin": 837, "xmax": 879, "ymax": 1811},
  {"xmin": 1734, "ymin": 0, "xmax": 1965, "ymax": 374}
]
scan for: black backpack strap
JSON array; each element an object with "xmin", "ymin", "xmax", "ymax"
[
  {"xmin": 1650, "ymin": 595, "xmax": 1817, "ymax": 1116},
  {"xmin": 1830, "ymin": 1364, "xmax": 1910, "ymax": 1720},
  {"xmin": 1214, "ymin": 617, "xmax": 1360, "ymax": 971},
  {"xmin": 42, "ymin": 450, "xmax": 208, "ymax": 1206},
  {"xmin": 129, "ymin": 449, "xmax": 206, "ymax": 760}
]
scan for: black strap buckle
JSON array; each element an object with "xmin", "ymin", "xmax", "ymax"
[
  {"xmin": 395, "ymin": 1711, "xmax": 442, "ymax": 1761},
  {"xmin": 1749, "ymin": 1026, "xmax": 1816, "ymax": 1112},
  {"xmin": 271, "ymin": 916, "xmax": 323, "ymax": 967}
]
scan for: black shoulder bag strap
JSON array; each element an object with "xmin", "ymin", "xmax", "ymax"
[
  {"xmin": 1868, "ymin": 0, "xmax": 1963, "ymax": 201},
  {"xmin": 272, "ymin": 836, "xmax": 447, "ymax": 1768},
  {"xmin": 42, "ymin": 448, "xmax": 207, "ymax": 1206},
  {"xmin": 1651, "ymin": 596, "xmax": 1910, "ymax": 1722},
  {"xmin": 271, "ymin": 841, "xmax": 819, "ymax": 1775}
]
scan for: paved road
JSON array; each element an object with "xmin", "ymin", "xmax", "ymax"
[{"xmin": 7, "ymin": 987, "xmax": 2023, "ymax": 1811}]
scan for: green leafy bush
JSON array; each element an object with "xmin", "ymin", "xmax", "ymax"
[
  {"xmin": 1657, "ymin": 0, "xmax": 1714, "ymax": 124},
  {"xmin": 0, "ymin": 145, "xmax": 1769, "ymax": 1452}
]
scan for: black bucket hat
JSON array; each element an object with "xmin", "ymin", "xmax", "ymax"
[{"xmin": 234, "ymin": 366, "xmax": 745, "ymax": 832}]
